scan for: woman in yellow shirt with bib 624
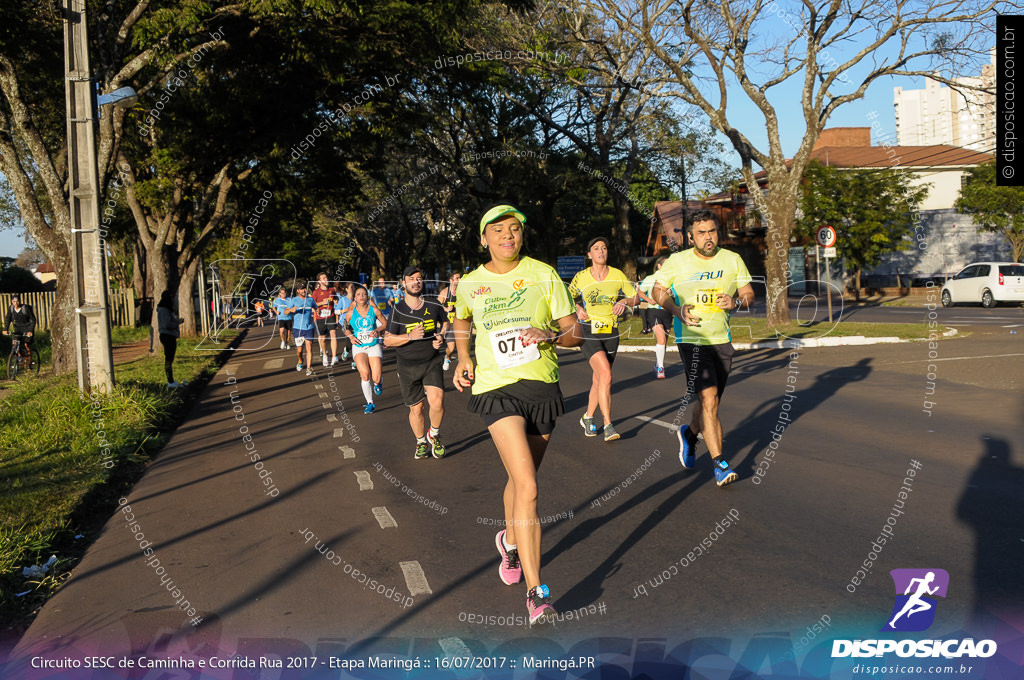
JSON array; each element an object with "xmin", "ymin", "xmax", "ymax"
[{"xmin": 569, "ymin": 236, "xmax": 640, "ymax": 442}]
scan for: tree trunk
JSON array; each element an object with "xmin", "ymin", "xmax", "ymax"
[
  {"xmin": 147, "ymin": 245, "xmax": 171, "ymax": 354},
  {"xmin": 48, "ymin": 249, "xmax": 78, "ymax": 376},
  {"xmin": 178, "ymin": 258, "xmax": 199, "ymax": 337},
  {"xmin": 754, "ymin": 180, "xmax": 797, "ymax": 327},
  {"xmin": 609, "ymin": 192, "xmax": 637, "ymax": 279}
]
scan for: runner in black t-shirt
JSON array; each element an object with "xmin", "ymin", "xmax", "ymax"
[{"xmin": 383, "ymin": 266, "xmax": 449, "ymax": 460}]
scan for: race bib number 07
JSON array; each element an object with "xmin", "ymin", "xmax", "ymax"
[{"xmin": 489, "ymin": 327, "xmax": 541, "ymax": 369}]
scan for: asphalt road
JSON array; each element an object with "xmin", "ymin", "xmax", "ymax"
[{"xmin": 4, "ymin": 326, "xmax": 1022, "ymax": 678}]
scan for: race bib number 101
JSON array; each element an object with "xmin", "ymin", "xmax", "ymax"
[
  {"xmin": 489, "ymin": 327, "xmax": 541, "ymax": 369},
  {"xmin": 694, "ymin": 287, "xmax": 724, "ymax": 315}
]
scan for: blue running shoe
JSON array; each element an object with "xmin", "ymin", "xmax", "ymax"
[
  {"xmin": 364, "ymin": 403, "xmax": 375, "ymax": 414},
  {"xmin": 677, "ymin": 425, "xmax": 697, "ymax": 469},
  {"xmin": 714, "ymin": 459, "xmax": 738, "ymax": 487},
  {"xmin": 373, "ymin": 382, "xmax": 382, "ymax": 396}
]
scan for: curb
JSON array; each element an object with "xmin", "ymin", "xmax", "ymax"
[{"xmin": 616, "ymin": 327, "xmax": 957, "ymax": 351}]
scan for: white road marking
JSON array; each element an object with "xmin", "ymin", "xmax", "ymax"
[
  {"xmin": 327, "ymin": 414, "xmax": 338, "ymax": 422},
  {"xmin": 225, "ymin": 364, "xmax": 239, "ymax": 375},
  {"xmin": 372, "ymin": 506, "xmax": 397, "ymax": 529},
  {"xmin": 1003, "ymin": 324, "xmax": 1023, "ymax": 328},
  {"xmin": 338, "ymin": 446, "xmax": 355, "ymax": 458},
  {"xmin": 334, "ymin": 428, "xmax": 345, "ymax": 438},
  {"xmin": 354, "ymin": 471, "xmax": 373, "ymax": 491},
  {"xmin": 400, "ymin": 560, "xmax": 432, "ymax": 595},
  {"xmin": 438, "ymin": 637, "xmax": 473, "ymax": 659},
  {"xmin": 635, "ymin": 415, "xmax": 679, "ymax": 431},
  {"xmin": 893, "ymin": 352, "xmax": 1024, "ymax": 363},
  {"xmin": 322, "ymin": 403, "xmax": 332, "ymax": 409},
  {"xmin": 262, "ymin": 358, "xmax": 284, "ymax": 369}
]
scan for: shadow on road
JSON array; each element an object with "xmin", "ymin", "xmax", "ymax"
[{"xmin": 955, "ymin": 436, "xmax": 1024, "ymax": 639}]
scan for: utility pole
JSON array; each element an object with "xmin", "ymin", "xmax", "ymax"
[{"xmin": 64, "ymin": 0, "xmax": 115, "ymax": 393}]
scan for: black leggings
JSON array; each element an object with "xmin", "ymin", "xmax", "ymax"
[{"xmin": 160, "ymin": 333, "xmax": 177, "ymax": 383}]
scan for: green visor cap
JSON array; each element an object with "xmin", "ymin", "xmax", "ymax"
[{"xmin": 479, "ymin": 205, "xmax": 526, "ymax": 233}]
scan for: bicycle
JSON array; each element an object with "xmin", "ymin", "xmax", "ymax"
[{"xmin": 6, "ymin": 333, "xmax": 40, "ymax": 380}]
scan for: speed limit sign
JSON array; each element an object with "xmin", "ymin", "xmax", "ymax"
[{"xmin": 816, "ymin": 225, "xmax": 837, "ymax": 248}]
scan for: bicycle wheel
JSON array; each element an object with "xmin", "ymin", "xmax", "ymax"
[
  {"xmin": 7, "ymin": 351, "xmax": 19, "ymax": 380},
  {"xmin": 29, "ymin": 348, "xmax": 40, "ymax": 375}
]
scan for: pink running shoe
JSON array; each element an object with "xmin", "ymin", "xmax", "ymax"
[
  {"xmin": 495, "ymin": 530, "xmax": 522, "ymax": 585},
  {"xmin": 526, "ymin": 584, "xmax": 557, "ymax": 625}
]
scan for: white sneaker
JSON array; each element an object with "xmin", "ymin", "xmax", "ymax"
[
  {"xmin": 342, "ymin": 349, "xmax": 350, "ymax": 360},
  {"xmin": 166, "ymin": 381, "xmax": 181, "ymax": 388},
  {"xmin": 280, "ymin": 341, "xmax": 287, "ymax": 350},
  {"xmin": 322, "ymin": 354, "xmax": 329, "ymax": 367},
  {"xmin": 442, "ymin": 357, "xmax": 451, "ymax": 371},
  {"xmin": 296, "ymin": 363, "xmax": 303, "ymax": 371},
  {"xmin": 331, "ymin": 356, "xmax": 339, "ymax": 366}
]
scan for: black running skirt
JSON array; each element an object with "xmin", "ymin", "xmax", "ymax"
[{"xmin": 468, "ymin": 379, "xmax": 564, "ymax": 436}]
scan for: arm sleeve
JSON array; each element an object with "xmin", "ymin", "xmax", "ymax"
[
  {"xmin": 385, "ymin": 305, "xmax": 400, "ymax": 335},
  {"xmin": 620, "ymin": 274, "xmax": 637, "ymax": 298},
  {"xmin": 735, "ymin": 255, "xmax": 753, "ymax": 288},
  {"xmin": 548, "ymin": 272, "xmax": 575, "ymax": 321}
]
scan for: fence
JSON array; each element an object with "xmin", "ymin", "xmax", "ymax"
[{"xmin": 0, "ymin": 290, "xmax": 137, "ymax": 331}]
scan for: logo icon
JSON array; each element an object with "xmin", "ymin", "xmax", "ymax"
[{"xmin": 883, "ymin": 569, "xmax": 949, "ymax": 632}]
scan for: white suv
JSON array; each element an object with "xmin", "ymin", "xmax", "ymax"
[{"xmin": 941, "ymin": 262, "xmax": 1024, "ymax": 308}]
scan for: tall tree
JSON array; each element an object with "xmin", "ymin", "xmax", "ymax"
[
  {"xmin": 575, "ymin": 0, "xmax": 998, "ymax": 324},
  {"xmin": 472, "ymin": 1, "xmax": 730, "ymax": 276},
  {"xmin": 956, "ymin": 161, "xmax": 1024, "ymax": 263},
  {"xmin": 796, "ymin": 160, "xmax": 928, "ymax": 295},
  {"xmin": 1, "ymin": 0, "xmax": 489, "ymax": 375}
]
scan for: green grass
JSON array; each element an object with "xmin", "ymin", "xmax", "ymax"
[
  {"xmin": 0, "ymin": 329, "xmax": 238, "ymax": 632},
  {"xmin": 110, "ymin": 326, "xmax": 152, "ymax": 344},
  {"xmin": 616, "ymin": 312, "xmax": 942, "ymax": 345}
]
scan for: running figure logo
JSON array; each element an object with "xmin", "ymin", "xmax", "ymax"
[{"xmin": 883, "ymin": 569, "xmax": 949, "ymax": 632}]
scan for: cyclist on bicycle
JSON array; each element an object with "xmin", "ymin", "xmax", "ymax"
[{"xmin": 3, "ymin": 295, "xmax": 37, "ymax": 353}]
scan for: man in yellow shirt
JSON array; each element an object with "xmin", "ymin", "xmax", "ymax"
[
  {"xmin": 569, "ymin": 236, "xmax": 639, "ymax": 442},
  {"xmin": 653, "ymin": 210, "xmax": 754, "ymax": 486}
]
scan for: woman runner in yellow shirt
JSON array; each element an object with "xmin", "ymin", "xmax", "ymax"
[
  {"xmin": 453, "ymin": 203, "xmax": 582, "ymax": 625},
  {"xmin": 569, "ymin": 237, "xmax": 640, "ymax": 442}
]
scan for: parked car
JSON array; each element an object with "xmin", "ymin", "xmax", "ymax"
[{"xmin": 941, "ymin": 262, "xmax": 1024, "ymax": 308}]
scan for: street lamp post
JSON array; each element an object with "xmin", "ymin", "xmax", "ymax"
[
  {"xmin": 63, "ymin": 0, "xmax": 138, "ymax": 393},
  {"xmin": 63, "ymin": 0, "xmax": 114, "ymax": 393}
]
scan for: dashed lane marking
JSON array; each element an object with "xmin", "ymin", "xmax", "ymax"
[
  {"xmin": 635, "ymin": 415, "xmax": 678, "ymax": 431},
  {"xmin": 438, "ymin": 637, "xmax": 473, "ymax": 659},
  {"xmin": 399, "ymin": 560, "xmax": 432, "ymax": 595},
  {"xmin": 354, "ymin": 471, "xmax": 373, "ymax": 491},
  {"xmin": 372, "ymin": 506, "xmax": 397, "ymax": 529}
]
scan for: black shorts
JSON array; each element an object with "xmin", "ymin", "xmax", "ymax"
[
  {"xmin": 315, "ymin": 317, "xmax": 338, "ymax": 335},
  {"xmin": 276, "ymin": 318, "xmax": 292, "ymax": 331},
  {"xmin": 397, "ymin": 352, "xmax": 445, "ymax": 406},
  {"xmin": 649, "ymin": 308, "xmax": 673, "ymax": 329},
  {"xmin": 580, "ymin": 322, "xmax": 620, "ymax": 364},
  {"xmin": 677, "ymin": 342, "xmax": 735, "ymax": 397},
  {"xmin": 468, "ymin": 379, "xmax": 564, "ymax": 436}
]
